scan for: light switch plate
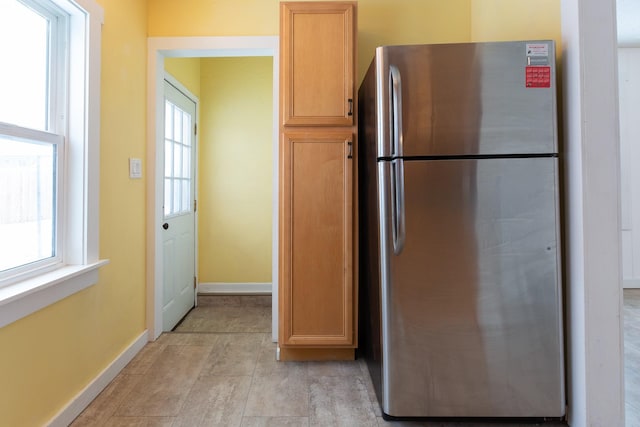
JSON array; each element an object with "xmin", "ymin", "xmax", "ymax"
[{"xmin": 129, "ymin": 158, "xmax": 142, "ymax": 179}]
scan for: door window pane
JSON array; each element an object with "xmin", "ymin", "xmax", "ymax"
[
  {"xmin": 182, "ymin": 180, "xmax": 190, "ymax": 212},
  {"xmin": 182, "ymin": 113, "xmax": 191, "ymax": 147},
  {"xmin": 165, "ymin": 102, "xmax": 173, "ymax": 139},
  {"xmin": 173, "ymin": 142, "xmax": 182, "ymax": 178},
  {"xmin": 173, "ymin": 180, "xmax": 181, "ymax": 214},
  {"xmin": 0, "ymin": 137, "xmax": 56, "ymax": 272},
  {"xmin": 0, "ymin": 0, "xmax": 50, "ymax": 131},
  {"xmin": 164, "ymin": 98, "xmax": 193, "ymax": 217},
  {"xmin": 164, "ymin": 178, "xmax": 171, "ymax": 217},
  {"xmin": 164, "ymin": 139, "xmax": 173, "ymax": 177},
  {"xmin": 174, "ymin": 108, "xmax": 182, "ymax": 143},
  {"xmin": 182, "ymin": 146, "xmax": 191, "ymax": 179}
]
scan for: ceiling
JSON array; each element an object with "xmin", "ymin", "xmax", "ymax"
[{"xmin": 618, "ymin": 0, "xmax": 640, "ymax": 45}]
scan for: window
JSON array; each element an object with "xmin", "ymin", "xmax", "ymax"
[
  {"xmin": 164, "ymin": 99, "xmax": 193, "ymax": 217},
  {"xmin": 0, "ymin": 0, "xmax": 66, "ymax": 281},
  {"xmin": 0, "ymin": 0, "xmax": 105, "ymax": 328}
]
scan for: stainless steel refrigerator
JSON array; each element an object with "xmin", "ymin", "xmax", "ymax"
[{"xmin": 358, "ymin": 41, "xmax": 565, "ymax": 420}]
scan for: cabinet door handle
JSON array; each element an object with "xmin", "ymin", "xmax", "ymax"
[
  {"xmin": 348, "ymin": 98, "xmax": 353, "ymax": 116},
  {"xmin": 347, "ymin": 141, "xmax": 353, "ymax": 159}
]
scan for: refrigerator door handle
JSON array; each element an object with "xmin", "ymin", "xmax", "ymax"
[
  {"xmin": 390, "ymin": 65, "xmax": 404, "ymax": 157},
  {"xmin": 391, "ymin": 158, "xmax": 406, "ymax": 255},
  {"xmin": 390, "ymin": 65, "xmax": 406, "ymax": 254}
]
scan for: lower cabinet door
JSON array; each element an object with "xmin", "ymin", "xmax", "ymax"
[{"xmin": 280, "ymin": 131, "xmax": 354, "ymax": 346}]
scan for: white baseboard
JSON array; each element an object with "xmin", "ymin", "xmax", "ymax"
[
  {"xmin": 198, "ymin": 282, "xmax": 272, "ymax": 295},
  {"xmin": 46, "ymin": 330, "xmax": 148, "ymax": 427},
  {"xmin": 624, "ymin": 278, "xmax": 640, "ymax": 289}
]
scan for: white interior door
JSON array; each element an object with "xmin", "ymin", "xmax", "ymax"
[{"xmin": 162, "ymin": 79, "xmax": 197, "ymax": 330}]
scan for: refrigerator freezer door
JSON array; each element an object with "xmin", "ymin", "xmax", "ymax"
[
  {"xmin": 378, "ymin": 157, "xmax": 565, "ymax": 417},
  {"xmin": 375, "ymin": 41, "xmax": 558, "ymax": 158}
]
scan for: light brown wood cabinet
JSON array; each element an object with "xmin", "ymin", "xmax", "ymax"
[
  {"xmin": 278, "ymin": 1, "xmax": 357, "ymax": 359},
  {"xmin": 280, "ymin": 2, "xmax": 355, "ymax": 127}
]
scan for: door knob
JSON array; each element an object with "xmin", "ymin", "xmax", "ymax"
[{"xmin": 162, "ymin": 223, "xmax": 169, "ymax": 230}]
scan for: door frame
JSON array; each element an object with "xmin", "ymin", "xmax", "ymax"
[{"xmin": 146, "ymin": 36, "xmax": 280, "ymax": 341}]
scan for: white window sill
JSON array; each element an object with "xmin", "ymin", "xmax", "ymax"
[{"xmin": 0, "ymin": 260, "xmax": 109, "ymax": 329}]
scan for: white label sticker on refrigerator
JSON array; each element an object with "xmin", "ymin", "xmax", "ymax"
[{"xmin": 526, "ymin": 43, "xmax": 549, "ymax": 57}]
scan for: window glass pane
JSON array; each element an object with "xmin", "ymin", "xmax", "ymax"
[
  {"xmin": 182, "ymin": 180, "xmax": 190, "ymax": 212},
  {"xmin": 174, "ymin": 108, "xmax": 182, "ymax": 143},
  {"xmin": 173, "ymin": 180, "xmax": 181, "ymax": 214},
  {"xmin": 0, "ymin": 1, "xmax": 50, "ymax": 130},
  {"xmin": 182, "ymin": 113, "xmax": 191, "ymax": 147},
  {"xmin": 182, "ymin": 146, "xmax": 191, "ymax": 179},
  {"xmin": 164, "ymin": 139, "xmax": 172, "ymax": 177},
  {"xmin": 0, "ymin": 136, "xmax": 55, "ymax": 272},
  {"xmin": 164, "ymin": 101, "xmax": 173, "ymax": 140},
  {"xmin": 164, "ymin": 178, "xmax": 171, "ymax": 217},
  {"xmin": 173, "ymin": 142, "xmax": 182, "ymax": 178}
]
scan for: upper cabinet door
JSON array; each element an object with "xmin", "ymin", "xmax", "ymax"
[{"xmin": 281, "ymin": 2, "xmax": 355, "ymax": 127}]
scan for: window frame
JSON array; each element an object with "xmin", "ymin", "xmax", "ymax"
[
  {"xmin": 0, "ymin": 124, "xmax": 64, "ymax": 283},
  {"xmin": 0, "ymin": 0, "xmax": 68, "ymax": 283},
  {"xmin": 0, "ymin": 0, "xmax": 107, "ymax": 328}
]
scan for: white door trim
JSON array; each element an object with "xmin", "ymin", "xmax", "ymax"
[
  {"xmin": 561, "ymin": 0, "xmax": 624, "ymax": 425},
  {"xmin": 146, "ymin": 36, "xmax": 280, "ymax": 341}
]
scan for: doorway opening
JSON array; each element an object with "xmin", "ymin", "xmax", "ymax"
[
  {"xmin": 146, "ymin": 36, "xmax": 279, "ymax": 342},
  {"xmin": 617, "ymin": 1, "xmax": 640, "ymax": 422}
]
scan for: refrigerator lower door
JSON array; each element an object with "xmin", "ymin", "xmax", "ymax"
[{"xmin": 377, "ymin": 157, "xmax": 565, "ymax": 418}]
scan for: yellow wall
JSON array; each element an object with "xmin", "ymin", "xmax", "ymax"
[
  {"xmin": 471, "ymin": 0, "xmax": 561, "ymax": 48},
  {"xmin": 148, "ymin": 0, "xmax": 473, "ymax": 84},
  {"xmin": 164, "ymin": 57, "xmax": 202, "ymax": 98},
  {"xmin": 148, "ymin": 0, "xmax": 279, "ymax": 37},
  {"xmin": 198, "ymin": 57, "xmax": 273, "ymax": 283},
  {"xmin": 0, "ymin": 0, "xmax": 148, "ymax": 425}
]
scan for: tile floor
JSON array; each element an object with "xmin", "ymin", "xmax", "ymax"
[
  {"xmin": 71, "ymin": 293, "xmax": 640, "ymax": 427},
  {"xmin": 625, "ymin": 289, "xmax": 640, "ymax": 427}
]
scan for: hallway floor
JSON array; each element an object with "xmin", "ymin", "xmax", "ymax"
[
  {"xmin": 625, "ymin": 289, "xmax": 640, "ymax": 427},
  {"xmin": 72, "ymin": 295, "xmax": 392, "ymax": 426},
  {"xmin": 73, "ymin": 294, "xmax": 640, "ymax": 426}
]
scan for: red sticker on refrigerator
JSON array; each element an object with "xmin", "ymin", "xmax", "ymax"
[{"xmin": 526, "ymin": 66, "xmax": 551, "ymax": 88}]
